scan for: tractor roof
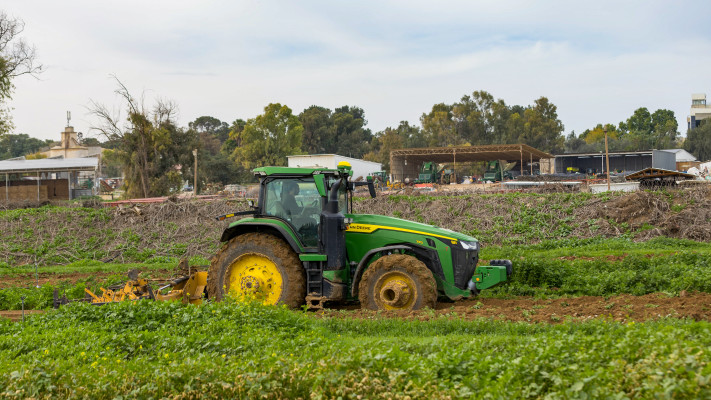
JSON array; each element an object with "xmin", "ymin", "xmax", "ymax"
[{"xmin": 253, "ymin": 163, "xmax": 353, "ymax": 177}]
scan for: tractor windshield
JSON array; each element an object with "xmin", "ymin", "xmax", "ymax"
[{"xmin": 263, "ymin": 177, "xmax": 321, "ymax": 247}]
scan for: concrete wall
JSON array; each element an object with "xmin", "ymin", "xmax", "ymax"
[{"xmin": 589, "ymin": 182, "xmax": 640, "ymax": 193}]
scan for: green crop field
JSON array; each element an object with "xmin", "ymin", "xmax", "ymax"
[
  {"xmin": 2, "ymin": 189, "xmax": 711, "ymax": 398},
  {"xmin": 1, "ymin": 301, "xmax": 710, "ymax": 399}
]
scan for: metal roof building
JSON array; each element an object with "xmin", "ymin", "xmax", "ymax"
[
  {"xmin": 553, "ymin": 150, "xmax": 676, "ymax": 175},
  {"xmin": 0, "ymin": 157, "xmax": 99, "ymax": 201},
  {"xmin": 389, "ymin": 144, "xmax": 552, "ymax": 182}
]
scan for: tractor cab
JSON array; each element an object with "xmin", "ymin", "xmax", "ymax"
[{"xmin": 253, "ymin": 163, "xmax": 353, "ymax": 248}]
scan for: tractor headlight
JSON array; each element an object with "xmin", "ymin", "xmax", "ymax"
[{"xmin": 460, "ymin": 241, "xmax": 479, "ymax": 251}]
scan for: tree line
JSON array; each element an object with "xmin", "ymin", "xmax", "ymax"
[{"xmin": 1, "ymin": 81, "xmax": 701, "ymax": 198}]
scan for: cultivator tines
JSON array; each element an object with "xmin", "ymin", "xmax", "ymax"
[{"xmin": 83, "ymin": 278, "xmax": 155, "ymax": 305}]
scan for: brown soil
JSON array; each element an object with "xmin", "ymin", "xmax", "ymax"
[
  {"xmin": 0, "ymin": 269, "xmax": 177, "ymax": 288},
  {"xmin": 320, "ymin": 292, "xmax": 711, "ymax": 324},
  {"xmin": 3, "ymin": 293, "xmax": 710, "ymax": 324},
  {"xmin": 0, "ymin": 310, "xmax": 44, "ymax": 322}
]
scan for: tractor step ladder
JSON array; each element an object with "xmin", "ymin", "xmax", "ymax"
[{"xmin": 305, "ymin": 261, "xmax": 323, "ymax": 296}]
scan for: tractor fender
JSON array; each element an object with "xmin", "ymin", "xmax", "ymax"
[
  {"xmin": 350, "ymin": 244, "xmax": 443, "ymax": 297},
  {"xmin": 220, "ymin": 222, "xmax": 303, "ymax": 255}
]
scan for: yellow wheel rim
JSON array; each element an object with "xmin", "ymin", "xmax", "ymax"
[
  {"xmin": 373, "ymin": 271, "xmax": 418, "ymax": 310},
  {"xmin": 227, "ymin": 254, "xmax": 283, "ymax": 304}
]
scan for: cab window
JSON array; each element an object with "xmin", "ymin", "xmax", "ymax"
[{"xmin": 264, "ymin": 177, "xmax": 321, "ymax": 247}]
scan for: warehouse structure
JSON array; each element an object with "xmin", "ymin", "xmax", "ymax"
[
  {"xmin": 389, "ymin": 144, "xmax": 552, "ymax": 182},
  {"xmin": 0, "ymin": 158, "xmax": 99, "ymax": 201},
  {"xmin": 553, "ymin": 150, "xmax": 677, "ymax": 175}
]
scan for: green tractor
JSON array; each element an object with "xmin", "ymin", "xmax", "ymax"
[
  {"xmin": 483, "ymin": 160, "xmax": 516, "ymax": 182},
  {"xmin": 207, "ymin": 162, "xmax": 511, "ymax": 310},
  {"xmin": 416, "ymin": 161, "xmax": 454, "ymax": 184}
]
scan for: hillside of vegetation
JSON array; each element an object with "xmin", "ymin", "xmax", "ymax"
[{"xmin": 1, "ymin": 187, "xmax": 710, "ymax": 268}]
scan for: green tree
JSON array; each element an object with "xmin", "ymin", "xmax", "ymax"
[
  {"xmin": 421, "ymin": 103, "xmax": 459, "ymax": 147},
  {"xmin": 684, "ymin": 121, "xmax": 711, "ymax": 161},
  {"xmin": 563, "ymin": 131, "xmax": 586, "ymax": 153},
  {"xmin": 80, "ymin": 136, "xmax": 102, "ymax": 147},
  {"xmin": 0, "ymin": 133, "xmax": 52, "ymax": 159},
  {"xmin": 299, "ymin": 106, "xmax": 335, "ymax": 154},
  {"xmin": 101, "ymin": 149, "xmax": 123, "ymax": 178},
  {"xmin": 0, "ymin": 12, "xmax": 43, "ymax": 136},
  {"xmin": 233, "ymin": 103, "xmax": 303, "ymax": 170},
  {"xmin": 221, "ymin": 118, "xmax": 246, "ymax": 157},
  {"xmin": 332, "ymin": 106, "xmax": 372, "ymax": 158},
  {"xmin": 616, "ymin": 108, "xmax": 679, "ymax": 150},
  {"xmin": 189, "ymin": 116, "xmax": 230, "ymax": 143},
  {"xmin": 650, "ymin": 109, "xmax": 679, "ymax": 149},
  {"xmin": 187, "ymin": 116, "xmax": 249, "ymax": 186},
  {"xmin": 517, "ymin": 97, "xmax": 564, "ymax": 153},
  {"xmin": 364, "ymin": 121, "xmax": 422, "ymax": 172},
  {"xmin": 452, "ymin": 90, "xmax": 498, "ymax": 145},
  {"xmin": 621, "ymin": 107, "xmax": 653, "ymax": 136}
]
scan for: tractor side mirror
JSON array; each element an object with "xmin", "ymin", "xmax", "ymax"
[{"xmin": 366, "ymin": 176, "xmax": 376, "ymax": 198}]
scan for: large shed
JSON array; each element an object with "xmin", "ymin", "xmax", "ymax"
[
  {"xmin": 389, "ymin": 144, "xmax": 552, "ymax": 182},
  {"xmin": 0, "ymin": 157, "xmax": 99, "ymax": 201},
  {"xmin": 553, "ymin": 150, "xmax": 676, "ymax": 175}
]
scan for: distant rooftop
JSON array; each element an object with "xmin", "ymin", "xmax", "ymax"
[{"xmin": 0, "ymin": 157, "xmax": 98, "ymax": 174}]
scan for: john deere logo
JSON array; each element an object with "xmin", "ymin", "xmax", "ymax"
[{"xmin": 346, "ymin": 224, "xmax": 376, "ymax": 233}]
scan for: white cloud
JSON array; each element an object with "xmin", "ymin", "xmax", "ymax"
[{"xmin": 5, "ymin": 0, "xmax": 711, "ymax": 143}]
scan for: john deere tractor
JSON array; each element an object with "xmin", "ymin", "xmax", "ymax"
[{"xmin": 207, "ymin": 162, "xmax": 511, "ymax": 310}]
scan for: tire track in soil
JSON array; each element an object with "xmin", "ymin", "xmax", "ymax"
[{"xmin": 318, "ymin": 292, "xmax": 711, "ymax": 324}]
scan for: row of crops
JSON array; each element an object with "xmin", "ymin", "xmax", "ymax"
[{"xmin": 1, "ymin": 300, "xmax": 710, "ymax": 398}]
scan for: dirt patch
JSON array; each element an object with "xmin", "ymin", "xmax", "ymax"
[
  {"xmin": 0, "ymin": 310, "xmax": 44, "ymax": 322},
  {"xmin": 320, "ymin": 292, "xmax": 711, "ymax": 324}
]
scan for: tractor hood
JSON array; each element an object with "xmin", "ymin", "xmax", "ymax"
[{"xmin": 345, "ymin": 213, "xmax": 477, "ymax": 245}]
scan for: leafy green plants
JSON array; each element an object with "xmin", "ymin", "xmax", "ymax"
[{"xmin": 1, "ymin": 301, "xmax": 710, "ymax": 399}]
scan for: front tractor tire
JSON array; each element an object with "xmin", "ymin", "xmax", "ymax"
[
  {"xmin": 358, "ymin": 254, "xmax": 437, "ymax": 311},
  {"xmin": 207, "ymin": 233, "xmax": 305, "ymax": 308}
]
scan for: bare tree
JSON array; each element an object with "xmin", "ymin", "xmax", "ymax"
[
  {"xmin": 90, "ymin": 77, "xmax": 186, "ymax": 199},
  {"xmin": 0, "ymin": 11, "xmax": 43, "ymax": 134}
]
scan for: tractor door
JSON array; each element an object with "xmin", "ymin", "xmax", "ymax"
[{"xmin": 263, "ymin": 177, "xmax": 322, "ymax": 247}]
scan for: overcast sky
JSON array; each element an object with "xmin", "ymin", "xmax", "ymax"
[{"xmin": 5, "ymin": 0, "xmax": 711, "ymax": 142}]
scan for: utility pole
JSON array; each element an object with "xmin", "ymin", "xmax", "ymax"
[
  {"xmin": 192, "ymin": 149, "xmax": 198, "ymax": 196},
  {"xmin": 604, "ymin": 128, "xmax": 610, "ymax": 191}
]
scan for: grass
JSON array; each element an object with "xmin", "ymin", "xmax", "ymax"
[{"xmin": 1, "ymin": 300, "xmax": 710, "ymax": 399}]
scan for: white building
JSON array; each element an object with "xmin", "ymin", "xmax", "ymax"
[
  {"xmin": 287, "ymin": 154, "xmax": 382, "ymax": 180},
  {"xmin": 688, "ymin": 93, "xmax": 711, "ymax": 130}
]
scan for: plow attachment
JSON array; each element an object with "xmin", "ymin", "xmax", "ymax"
[{"xmin": 53, "ymin": 268, "xmax": 208, "ymax": 309}]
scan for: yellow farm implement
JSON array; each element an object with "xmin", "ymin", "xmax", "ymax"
[{"xmin": 53, "ymin": 268, "xmax": 208, "ymax": 308}]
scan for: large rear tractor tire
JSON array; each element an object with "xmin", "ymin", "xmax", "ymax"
[
  {"xmin": 358, "ymin": 254, "xmax": 437, "ymax": 311},
  {"xmin": 207, "ymin": 233, "xmax": 305, "ymax": 308}
]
